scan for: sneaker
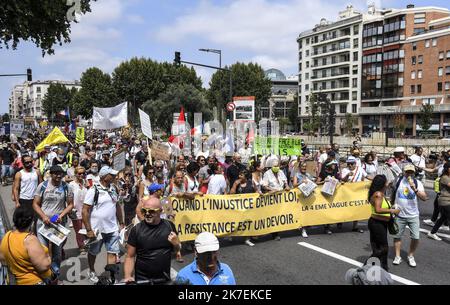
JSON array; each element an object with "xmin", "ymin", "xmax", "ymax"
[
  {"xmin": 407, "ymin": 256, "xmax": 417, "ymax": 267},
  {"xmin": 326, "ymin": 230, "xmax": 332, "ymax": 235},
  {"xmin": 245, "ymin": 239, "xmax": 255, "ymax": 247},
  {"xmin": 423, "ymin": 219, "xmax": 435, "ymax": 227},
  {"xmin": 301, "ymin": 230, "xmax": 308, "ymax": 238},
  {"xmin": 440, "ymin": 225, "xmax": 450, "ymax": 232},
  {"xmin": 273, "ymin": 235, "xmax": 281, "ymax": 241},
  {"xmin": 69, "ymin": 222, "xmax": 73, "ymax": 228},
  {"xmin": 352, "ymin": 228, "xmax": 364, "ymax": 233},
  {"xmin": 393, "ymin": 256, "xmax": 402, "ymax": 265},
  {"xmin": 87, "ymin": 271, "xmax": 99, "ymax": 284},
  {"xmin": 427, "ymin": 232, "xmax": 442, "ymax": 241}
]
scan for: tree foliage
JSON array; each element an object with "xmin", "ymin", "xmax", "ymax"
[
  {"xmin": 288, "ymin": 96, "xmax": 299, "ymax": 132},
  {"xmin": 343, "ymin": 113, "xmax": 356, "ymax": 136},
  {"xmin": 142, "ymin": 83, "xmax": 212, "ymax": 133},
  {"xmin": 207, "ymin": 62, "xmax": 272, "ymax": 122},
  {"xmin": 71, "ymin": 67, "xmax": 118, "ymax": 118},
  {"xmin": 111, "ymin": 57, "xmax": 202, "ymax": 115},
  {"xmin": 42, "ymin": 83, "xmax": 76, "ymax": 119},
  {"xmin": 393, "ymin": 113, "xmax": 406, "ymax": 137},
  {"xmin": 1, "ymin": 113, "xmax": 10, "ymax": 123},
  {"xmin": 0, "ymin": 0, "xmax": 94, "ymax": 55},
  {"xmin": 418, "ymin": 103, "xmax": 434, "ymax": 133},
  {"xmin": 303, "ymin": 93, "xmax": 321, "ymax": 135}
]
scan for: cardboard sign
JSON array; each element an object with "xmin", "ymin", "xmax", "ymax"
[
  {"xmin": 151, "ymin": 142, "xmax": 170, "ymax": 161},
  {"xmin": 138, "ymin": 109, "xmax": 153, "ymax": 139},
  {"xmin": 10, "ymin": 119, "xmax": 24, "ymax": 136},
  {"xmin": 113, "ymin": 149, "xmax": 127, "ymax": 172}
]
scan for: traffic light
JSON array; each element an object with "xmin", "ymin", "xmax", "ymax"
[
  {"xmin": 27, "ymin": 68, "xmax": 32, "ymax": 82},
  {"xmin": 174, "ymin": 52, "xmax": 181, "ymax": 66}
]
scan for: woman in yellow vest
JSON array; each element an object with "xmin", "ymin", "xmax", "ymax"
[
  {"xmin": 0, "ymin": 206, "xmax": 53, "ymax": 285},
  {"xmin": 368, "ymin": 175, "xmax": 400, "ymax": 271}
]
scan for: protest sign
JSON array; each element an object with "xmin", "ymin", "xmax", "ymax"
[
  {"xmin": 254, "ymin": 137, "xmax": 301, "ymax": 156},
  {"xmin": 151, "ymin": 141, "xmax": 170, "ymax": 161},
  {"xmin": 9, "ymin": 119, "xmax": 24, "ymax": 137},
  {"xmin": 113, "ymin": 149, "xmax": 127, "ymax": 172},
  {"xmin": 171, "ymin": 181, "xmax": 371, "ymax": 242},
  {"xmin": 76, "ymin": 127, "xmax": 85, "ymax": 144},
  {"xmin": 93, "ymin": 102, "xmax": 128, "ymax": 130},
  {"xmin": 138, "ymin": 109, "xmax": 153, "ymax": 139}
]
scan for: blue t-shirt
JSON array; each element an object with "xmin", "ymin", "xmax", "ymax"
[{"xmin": 175, "ymin": 260, "xmax": 236, "ymax": 285}]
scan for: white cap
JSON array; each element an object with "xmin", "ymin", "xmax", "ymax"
[
  {"xmin": 195, "ymin": 232, "xmax": 220, "ymax": 254},
  {"xmin": 394, "ymin": 147, "xmax": 405, "ymax": 153},
  {"xmin": 99, "ymin": 166, "xmax": 119, "ymax": 177}
]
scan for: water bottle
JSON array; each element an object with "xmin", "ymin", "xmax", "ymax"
[{"xmin": 50, "ymin": 214, "xmax": 59, "ymax": 223}]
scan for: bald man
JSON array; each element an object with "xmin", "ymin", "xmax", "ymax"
[{"xmin": 123, "ymin": 197, "xmax": 180, "ymax": 283}]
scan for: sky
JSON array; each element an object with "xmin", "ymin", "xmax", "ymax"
[{"xmin": 0, "ymin": 0, "xmax": 448, "ymax": 114}]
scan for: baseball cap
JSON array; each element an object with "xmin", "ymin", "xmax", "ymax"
[
  {"xmin": 347, "ymin": 156, "xmax": 357, "ymax": 163},
  {"xmin": 195, "ymin": 232, "xmax": 220, "ymax": 254},
  {"xmin": 394, "ymin": 147, "xmax": 405, "ymax": 153},
  {"xmin": 99, "ymin": 166, "xmax": 119, "ymax": 177},
  {"xmin": 404, "ymin": 164, "xmax": 416, "ymax": 173},
  {"xmin": 148, "ymin": 183, "xmax": 165, "ymax": 194}
]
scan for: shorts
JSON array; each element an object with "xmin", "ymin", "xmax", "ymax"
[
  {"xmin": 392, "ymin": 216, "xmax": 420, "ymax": 240},
  {"xmin": 88, "ymin": 231, "xmax": 120, "ymax": 256}
]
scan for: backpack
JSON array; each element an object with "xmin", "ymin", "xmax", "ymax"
[
  {"xmin": 40, "ymin": 180, "xmax": 69, "ymax": 203},
  {"xmin": 92, "ymin": 184, "xmax": 119, "ymax": 207},
  {"xmin": 391, "ymin": 175, "xmax": 418, "ymax": 204}
]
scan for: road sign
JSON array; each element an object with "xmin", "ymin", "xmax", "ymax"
[{"xmin": 226, "ymin": 102, "xmax": 235, "ymax": 112}]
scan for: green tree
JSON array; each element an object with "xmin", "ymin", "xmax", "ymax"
[
  {"xmin": 112, "ymin": 57, "xmax": 202, "ymax": 120},
  {"xmin": 143, "ymin": 83, "xmax": 212, "ymax": 133},
  {"xmin": 288, "ymin": 96, "xmax": 299, "ymax": 132},
  {"xmin": 343, "ymin": 113, "xmax": 356, "ymax": 136},
  {"xmin": 418, "ymin": 103, "xmax": 434, "ymax": 134},
  {"xmin": 393, "ymin": 113, "xmax": 406, "ymax": 137},
  {"xmin": 1, "ymin": 113, "xmax": 10, "ymax": 123},
  {"xmin": 277, "ymin": 118, "xmax": 291, "ymax": 134},
  {"xmin": 207, "ymin": 62, "xmax": 272, "ymax": 122},
  {"xmin": 71, "ymin": 67, "xmax": 118, "ymax": 118},
  {"xmin": 42, "ymin": 83, "xmax": 74, "ymax": 120},
  {"xmin": 0, "ymin": 0, "xmax": 95, "ymax": 55},
  {"xmin": 303, "ymin": 93, "xmax": 321, "ymax": 135}
]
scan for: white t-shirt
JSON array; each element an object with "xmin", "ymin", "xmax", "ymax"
[
  {"xmin": 262, "ymin": 170, "xmax": 287, "ymax": 191},
  {"xmin": 84, "ymin": 183, "xmax": 119, "ymax": 234},
  {"xmin": 186, "ymin": 175, "xmax": 199, "ymax": 193},
  {"xmin": 69, "ymin": 180, "xmax": 87, "ymax": 219},
  {"xmin": 318, "ymin": 153, "xmax": 328, "ymax": 164},
  {"xmin": 363, "ymin": 163, "xmax": 377, "ymax": 177},
  {"xmin": 395, "ymin": 177, "xmax": 425, "ymax": 218},
  {"xmin": 410, "ymin": 154, "xmax": 425, "ymax": 169},
  {"xmin": 207, "ymin": 174, "xmax": 227, "ymax": 195},
  {"xmin": 238, "ymin": 148, "xmax": 252, "ymax": 165},
  {"xmin": 341, "ymin": 166, "xmax": 368, "ymax": 182}
]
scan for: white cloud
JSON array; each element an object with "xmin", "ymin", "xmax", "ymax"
[
  {"xmin": 191, "ymin": 66, "xmax": 213, "ymax": 88},
  {"xmin": 156, "ymin": 0, "xmax": 368, "ymax": 72},
  {"xmin": 79, "ymin": 0, "xmax": 124, "ymax": 25},
  {"xmin": 127, "ymin": 15, "xmax": 146, "ymax": 24}
]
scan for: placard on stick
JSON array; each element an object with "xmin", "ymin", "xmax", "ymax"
[
  {"xmin": 113, "ymin": 149, "xmax": 127, "ymax": 172},
  {"xmin": 151, "ymin": 142, "xmax": 170, "ymax": 161}
]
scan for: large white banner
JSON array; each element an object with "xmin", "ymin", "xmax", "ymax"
[
  {"xmin": 93, "ymin": 102, "xmax": 128, "ymax": 130},
  {"xmin": 138, "ymin": 109, "xmax": 153, "ymax": 139}
]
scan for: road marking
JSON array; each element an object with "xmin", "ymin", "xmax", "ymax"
[
  {"xmin": 419, "ymin": 228, "xmax": 450, "ymax": 239},
  {"xmin": 298, "ymin": 242, "xmax": 420, "ymax": 285}
]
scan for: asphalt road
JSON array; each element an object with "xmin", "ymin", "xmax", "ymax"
[{"xmin": 1, "ymin": 183, "xmax": 449, "ymax": 285}]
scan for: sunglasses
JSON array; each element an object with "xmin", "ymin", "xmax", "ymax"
[
  {"xmin": 77, "ymin": 172, "xmax": 86, "ymax": 176},
  {"xmin": 24, "ymin": 161, "xmax": 33, "ymax": 165},
  {"xmin": 347, "ymin": 163, "xmax": 355, "ymax": 166},
  {"xmin": 155, "ymin": 166, "xmax": 163, "ymax": 169},
  {"xmin": 141, "ymin": 208, "xmax": 162, "ymax": 215}
]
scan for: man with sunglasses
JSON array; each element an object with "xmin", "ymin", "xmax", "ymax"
[
  {"xmin": 83, "ymin": 166, "xmax": 124, "ymax": 284},
  {"xmin": 13, "ymin": 154, "xmax": 42, "ymax": 212},
  {"xmin": 124, "ymin": 196, "xmax": 180, "ymax": 284}
]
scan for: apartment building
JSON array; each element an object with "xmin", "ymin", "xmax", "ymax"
[
  {"xmin": 263, "ymin": 69, "xmax": 298, "ymax": 126},
  {"xmin": 298, "ymin": 4, "xmax": 450, "ymax": 137},
  {"xmin": 297, "ymin": 5, "xmax": 363, "ymax": 135},
  {"xmin": 9, "ymin": 80, "xmax": 81, "ymax": 121},
  {"xmin": 359, "ymin": 5, "xmax": 449, "ymax": 137}
]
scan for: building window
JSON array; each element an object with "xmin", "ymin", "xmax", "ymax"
[
  {"xmin": 411, "ymin": 56, "xmax": 416, "ymax": 65},
  {"xmin": 447, "ymin": 50, "xmax": 450, "ymax": 59},
  {"xmin": 414, "ymin": 28, "xmax": 425, "ymax": 35},
  {"xmin": 352, "ymin": 78, "xmax": 357, "ymax": 88},
  {"xmin": 439, "ymin": 52, "xmax": 444, "ymax": 60},
  {"xmin": 340, "ymin": 105, "xmax": 347, "ymax": 113},
  {"xmin": 411, "ymin": 71, "xmax": 416, "ymax": 79},
  {"xmin": 411, "ymin": 85, "xmax": 415, "ymax": 94},
  {"xmin": 352, "ymin": 91, "xmax": 357, "ymax": 101},
  {"xmin": 432, "ymin": 38, "xmax": 437, "ymax": 47},
  {"xmin": 353, "ymin": 38, "xmax": 359, "ymax": 48},
  {"xmin": 438, "ymin": 82, "xmax": 443, "ymax": 92},
  {"xmin": 306, "ymin": 38, "xmax": 309, "ymax": 45},
  {"xmin": 446, "ymin": 66, "xmax": 450, "ymax": 75},
  {"xmin": 425, "ymin": 40, "xmax": 430, "ymax": 48},
  {"xmin": 418, "ymin": 55, "xmax": 423, "ymax": 64},
  {"xmin": 306, "ymin": 61, "xmax": 309, "ymax": 68},
  {"xmin": 36, "ymin": 87, "xmax": 41, "ymax": 93},
  {"xmin": 438, "ymin": 67, "xmax": 443, "ymax": 76},
  {"xmin": 306, "ymin": 50, "xmax": 309, "ymax": 57},
  {"xmin": 412, "ymin": 42, "xmax": 417, "ymax": 50},
  {"xmin": 353, "ymin": 52, "xmax": 358, "ymax": 61},
  {"xmin": 414, "ymin": 13, "xmax": 426, "ymax": 24},
  {"xmin": 352, "ymin": 104, "xmax": 357, "ymax": 113},
  {"xmin": 354, "ymin": 25, "xmax": 359, "ymax": 35},
  {"xmin": 445, "ymin": 82, "xmax": 450, "ymax": 91},
  {"xmin": 305, "ymin": 84, "xmax": 309, "ymax": 91},
  {"xmin": 417, "ymin": 84, "xmax": 422, "ymax": 93},
  {"xmin": 305, "ymin": 73, "xmax": 309, "ymax": 80},
  {"xmin": 418, "ymin": 70, "xmax": 422, "ymax": 79}
]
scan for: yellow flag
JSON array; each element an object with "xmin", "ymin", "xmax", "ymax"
[
  {"xmin": 76, "ymin": 127, "xmax": 85, "ymax": 144},
  {"xmin": 36, "ymin": 127, "xmax": 69, "ymax": 152}
]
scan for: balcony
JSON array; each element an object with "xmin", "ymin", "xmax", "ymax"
[
  {"xmin": 312, "ymin": 72, "xmax": 350, "ymax": 81},
  {"xmin": 312, "ymin": 86, "xmax": 350, "ymax": 92},
  {"xmin": 311, "ymin": 60, "xmax": 350, "ymax": 70},
  {"xmin": 311, "ymin": 45, "xmax": 351, "ymax": 58},
  {"xmin": 359, "ymin": 104, "xmax": 450, "ymax": 115},
  {"xmin": 312, "ymin": 35, "xmax": 351, "ymax": 46}
]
